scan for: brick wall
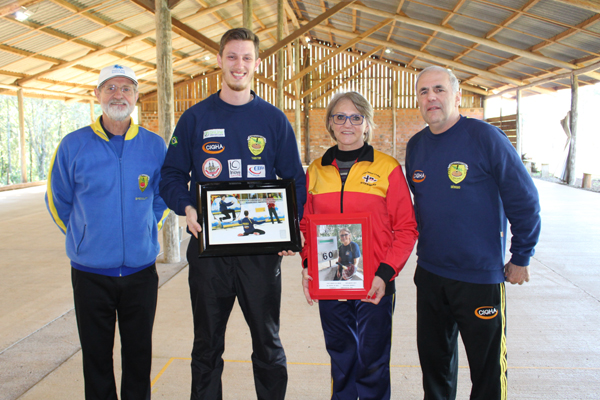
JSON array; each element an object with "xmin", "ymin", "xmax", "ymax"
[{"xmin": 140, "ymin": 107, "xmax": 483, "ymax": 165}]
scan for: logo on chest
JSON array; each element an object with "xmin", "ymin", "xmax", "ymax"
[
  {"xmin": 203, "ymin": 142, "xmax": 225, "ymax": 154},
  {"xmin": 203, "ymin": 158, "xmax": 222, "ymax": 179},
  {"xmin": 247, "ymin": 135, "xmax": 266, "ymax": 156},
  {"xmin": 138, "ymin": 174, "xmax": 149, "ymax": 192},
  {"xmin": 448, "ymin": 162, "xmax": 468, "ymax": 184},
  {"xmin": 360, "ymin": 171, "xmax": 379, "ymax": 187}
]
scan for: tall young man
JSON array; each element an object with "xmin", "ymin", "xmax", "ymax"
[{"xmin": 159, "ymin": 28, "xmax": 306, "ymax": 400}]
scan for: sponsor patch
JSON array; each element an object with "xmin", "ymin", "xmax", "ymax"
[
  {"xmin": 247, "ymin": 164, "xmax": 266, "ymax": 178},
  {"xmin": 448, "ymin": 162, "xmax": 468, "ymax": 184},
  {"xmin": 228, "ymin": 159, "xmax": 242, "ymax": 178},
  {"xmin": 361, "ymin": 173, "xmax": 378, "ymax": 185},
  {"xmin": 412, "ymin": 170, "xmax": 426, "ymax": 183},
  {"xmin": 202, "ymin": 142, "xmax": 225, "ymax": 154},
  {"xmin": 203, "ymin": 129, "xmax": 225, "ymax": 139},
  {"xmin": 138, "ymin": 174, "xmax": 149, "ymax": 192},
  {"xmin": 247, "ymin": 135, "xmax": 266, "ymax": 156},
  {"xmin": 474, "ymin": 306, "xmax": 498, "ymax": 320},
  {"xmin": 202, "ymin": 158, "xmax": 222, "ymax": 179}
]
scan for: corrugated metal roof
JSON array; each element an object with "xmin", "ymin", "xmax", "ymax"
[
  {"xmin": 0, "ymin": 0, "xmax": 598, "ymax": 102},
  {"xmin": 458, "ymin": 1, "xmax": 514, "ymax": 25}
]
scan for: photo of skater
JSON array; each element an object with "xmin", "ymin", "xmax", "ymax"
[
  {"xmin": 237, "ymin": 210, "xmax": 266, "ymax": 236},
  {"xmin": 266, "ymin": 193, "xmax": 282, "ymax": 224},
  {"xmin": 200, "ymin": 184, "xmax": 300, "ymax": 249},
  {"xmin": 219, "ymin": 195, "xmax": 237, "ymax": 222}
]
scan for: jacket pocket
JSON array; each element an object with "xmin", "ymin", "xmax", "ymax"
[{"xmin": 76, "ymin": 224, "xmax": 87, "ymax": 254}]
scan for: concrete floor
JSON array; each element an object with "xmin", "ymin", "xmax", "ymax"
[{"xmin": 0, "ymin": 179, "xmax": 599, "ymax": 400}]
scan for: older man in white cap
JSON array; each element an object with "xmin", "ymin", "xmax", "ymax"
[{"xmin": 46, "ymin": 64, "xmax": 169, "ymax": 400}]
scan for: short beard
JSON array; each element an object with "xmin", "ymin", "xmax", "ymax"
[
  {"xmin": 223, "ymin": 72, "xmax": 254, "ymax": 92},
  {"xmin": 101, "ymin": 100, "xmax": 134, "ymax": 122}
]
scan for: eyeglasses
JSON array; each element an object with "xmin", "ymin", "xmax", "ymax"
[
  {"xmin": 340, "ymin": 234, "xmax": 349, "ymax": 238},
  {"xmin": 101, "ymin": 84, "xmax": 136, "ymax": 95},
  {"xmin": 330, "ymin": 114, "xmax": 365, "ymax": 125}
]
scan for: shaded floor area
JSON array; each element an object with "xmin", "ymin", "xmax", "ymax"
[{"xmin": 0, "ymin": 178, "xmax": 599, "ymax": 399}]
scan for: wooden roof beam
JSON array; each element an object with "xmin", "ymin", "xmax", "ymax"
[
  {"xmin": 0, "ymin": 0, "xmax": 41, "ymax": 17},
  {"xmin": 351, "ymin": 2, "xmax": 581, "ymax": 71},
  {"xmin": 488, "ymin": 59, "xmax": 600, "ymax": 98},
  {"xmin": 130, "ymin": 0, "xmax": 220, "ymax": 54},
  {"xmin": 316, "ymin": 25, "xmax": 524, "ymax": 86},
  {"xmin": 0, "ymin": 82, "xmax": 96, "ymax": 101},
  {"xmin": 16, "ymin": 27, "xmax": 158, "ymax": 85},
  {"xmin": 260, "ymin": 0, "xmax": 356, "ymax": 60},
  {"xmin": 284, "ymin": 17, "xmax": 393, "ymax": 86},
  {"xmin": 454, "ymin": 0, "xmax": 539, "ymax": 63},
  {"xmin": 309, "ymin": 63, "xmax": 373, "ymax": 107},
  {"xmin": 300, "ymin": 45, "xmax": 383, "ymax": 100},
  {"xmin": 553, "ymin": 0, "xmax": 600, "ymax": 13}
]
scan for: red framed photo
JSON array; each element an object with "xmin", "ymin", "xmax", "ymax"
[{"xmin": 305, "ymin": 213, "xmax": 373, "ymax": 300}]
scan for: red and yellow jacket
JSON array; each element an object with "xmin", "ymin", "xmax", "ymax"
[{"xmin": 300, "ymin": 144, "xmax": 418, "ymax": 295}]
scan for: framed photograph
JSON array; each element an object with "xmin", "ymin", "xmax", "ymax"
[
  {"xmin": 305, "ymin": 213, "xmax": 373, "ymax": 300},
  {"xmin": 196, "ymin": 179, "xmax": 301, "ymax": 257}
]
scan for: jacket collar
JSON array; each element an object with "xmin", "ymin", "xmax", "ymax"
[
  {"xmin": 91, "ymin": 116, "xmax": 140, "ymax": 141},
  {"xmin": 321, "ymin": 144, "xmax": 374, "ymax": 167}
]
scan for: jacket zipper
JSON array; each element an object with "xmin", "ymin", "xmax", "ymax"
[
  {"xmin": 119, "ymin": 154, "xmax": 125, "ymax": 276},
  {"xmin": 337, "ymin": 161, "xmax": 358, "ymax": 214}
]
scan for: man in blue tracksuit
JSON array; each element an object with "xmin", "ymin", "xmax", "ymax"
[
  {"xmin": 405, "ymin": 66, "xmax": 541, "ymax": 400},
  {"xmin": 46, "ymin": 65, "xmax": 169, "ymax": 400},
  {"xmin": 159, "ymin": 28, "xmax": 306, "ymax": 400}
]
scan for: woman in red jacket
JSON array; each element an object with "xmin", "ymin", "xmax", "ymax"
[{"xmin": 300, "ymin": 91, "xmax": 418, "ymax": 400}]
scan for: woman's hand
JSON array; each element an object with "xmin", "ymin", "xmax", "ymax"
[
  {"xmin": 301, "ymin": 268, "xmax": 317, "ymax": 306},
  {"xmin": 362, "ymin": 276, "xmax": 386, "ymax": 305}
]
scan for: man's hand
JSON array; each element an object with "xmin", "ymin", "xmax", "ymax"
[
  {"xmin": 301, "ymin": 268, "xmax": 317, "ymax": 305},
  {"xmin": 504, "ymin": 262, "xmax": 530, "ymax": 285},
  {"xmin": 278, "ymin": 232, "xmax": 305, "ymax": 256},
  {"xmin": 185, "ymin": 205, "xmax": 202, "ymax": 238},
  {"xmin": 363, "ymin": 276, "xmax": 386, "ymax": 305}
]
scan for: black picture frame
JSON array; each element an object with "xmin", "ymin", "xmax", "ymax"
[{"xmin": 196, "ymin": 179, "xmax": 302, "ymax": 257}]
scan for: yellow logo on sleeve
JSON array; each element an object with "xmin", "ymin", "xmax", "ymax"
[{"xmin": 448, "ymin": 162, "xmax": 468, "ymax": 184}]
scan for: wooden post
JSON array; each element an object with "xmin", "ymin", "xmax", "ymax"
[
  {"xmin": 566, "ymin": 73, "xmax": 578, "ymax": 186},
  {"xmin": 582, "ymin": 173, "xmax": 592, "ymax": 189},
  {"xmin": 90, "ymin": 100, "xmax": 95, "ymax": 123},
  {"xmin": 276, "ymin": 0, "xmax": 284, "ymax": 111},
  {"xmin": 516, "ymin": 88, "xmax": 522, "ymax": 157},
  {"xmin": 392, "ymin": 78, "xmax": 397, "ymax": 159},
  {"xmin": 17, "ymin": 88, "xmax": 27, "ymax": 183},
  {"xmin": 294, "ymin": 40, "xmax": 302, "ymax": 160},
  {"xmin": 302, "ymin": 47, "xmax": 311, "ymax": 164},
  {"xmin": 303, "ymin": 73, "xmax": 311, "ymax": 164},
  {"xmin": 242, "ymin": 0, "xmax": 252, "ymax": 29},
  {"xmin": 242, "ymin": 0, "xmax": 253, "ymax": 91},
  {"xmin": 156, "ymin": 0, "xmax": 180, "ymax": 263}
]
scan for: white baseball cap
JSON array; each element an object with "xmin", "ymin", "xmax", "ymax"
[{"xmin": 97, "ymin": 64, "xmax": 138, "ymax": 87}]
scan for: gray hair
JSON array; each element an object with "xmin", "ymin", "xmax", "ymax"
[
  {"xmin": 415, "ymin": 66, "xmax": 460, "ymax": 94},
  {"xmin": 325, "ymin": 91, "xmax": 376, "ymax": 143}
]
